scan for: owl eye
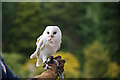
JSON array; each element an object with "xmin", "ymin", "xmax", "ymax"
[
  {"xmin": 47, "ymin": 32, "xmax": 49, "ymax": 34},
  {"xmin": 53, "ymin": 32, "xmax": 57, "ymax": 35}
]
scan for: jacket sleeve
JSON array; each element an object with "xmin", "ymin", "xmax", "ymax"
[{"xmin": 1, "ymin": 55, "xmax": 19, "ymax": 80}]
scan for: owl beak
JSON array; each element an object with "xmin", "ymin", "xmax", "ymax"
[
  {"xmin": 51, "ymin": 35, "xmax": 54, "ymax": 38},
  {"xmin": 49, "ymin": 35, "xmax": 54, "ymax": 40}
]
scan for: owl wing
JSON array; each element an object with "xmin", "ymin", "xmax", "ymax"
[
  {"xmin": 30, "ymin": 35, "xmax": 45, "ymax": 59},
  {"xmin": 36, "ymin": 36, "xmax": 45, "ymax": 57},
  {"xmin": 58, "ymin": 40, "xmax": 62, "ymax": 50},
  {"xmin": 53, "ymin": 40, "xmax": 62, "ymax": 52},
  {"xmin": 36, "ymin": 36, "xmax": 42, "ymax": 45}
]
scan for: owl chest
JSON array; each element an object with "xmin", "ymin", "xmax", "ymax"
[{"xmin": 40, "ymin": 44, "xmax": 55, "ymax": 56}]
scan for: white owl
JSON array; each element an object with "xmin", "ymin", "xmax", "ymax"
[{"xmin": 30, "ymin": 26, "xmax": 62, "ymax": 68}]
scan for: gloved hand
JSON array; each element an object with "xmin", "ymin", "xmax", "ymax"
[{"xmin": 34, "ymin": 55, "xmax": 65, "ymax": 80}]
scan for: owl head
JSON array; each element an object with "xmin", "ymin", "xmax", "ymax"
[{"xmin": 43, "ymin": 26, "xmax": 62, "ymax": 41}]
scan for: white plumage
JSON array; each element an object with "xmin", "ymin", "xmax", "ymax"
[{"xmin": 30, "ymin": 26, "xmax": 62, "ymax": 67}]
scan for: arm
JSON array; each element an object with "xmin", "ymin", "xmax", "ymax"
[{"xmin": 0, "ymin": 55, "xmax": 19, "ymax": 79}]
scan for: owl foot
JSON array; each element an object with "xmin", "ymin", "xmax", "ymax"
[
  {"xmin": 43, "ymin": 61, "xmax": 51, "ymax": 71},
  {"xmin": 44, "ymin": 64, "xmax": 51, "ymax": 71},
  {"xmin": 43, "ymin": 61, "xmax": 47, "ymax": 67},
  {"xmin": 49, "ymin": 56, "xmax": 54, "ymax": 64}
]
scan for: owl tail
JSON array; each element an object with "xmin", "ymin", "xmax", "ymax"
[{"xmin": 36, "ymin": 58, "xmax": 42, "ymax": 67}]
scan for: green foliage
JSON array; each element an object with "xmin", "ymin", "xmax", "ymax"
[
  {"xmin": 2, "ymin": 53, "xmax": 26, "ymax": 77},
  {"xmin": 99, "ymin": 3, "xmax": 119, "ymax": 63},
  {"xmin": 83, "ymin": 41, "xmax": 110, "ymax": 78},
  {"xmin": 9, "ymin": 3, "xmax": 44, "ymax": 54},
  {"xmin": 104, "ymin": 62, "xmax": 119, "ymax": 78},
  {"xmin": 82, "ymin": 40, "xmax": 119, "ymax": 78},
  {"xmin": 21, "ymin": 58, "xmax": 44, "ymax": 77}
]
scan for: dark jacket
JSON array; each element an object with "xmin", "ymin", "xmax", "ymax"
[{"xmin": 0, "ymin": 54, "xmax": 19, "ymax": 80}]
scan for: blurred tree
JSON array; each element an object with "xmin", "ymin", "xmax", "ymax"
[
  {"xmin": 21, "ymin": 58, "xmax": 44, "ymax": 77},
  {"xmin": 9, "ymin": 3, "xmax": 45, "ymax": 54},
  {"xmin": 104, "ymin": 62, "xmax": 118, "ymax": 78},
  {"xmin": 99, "ymin": 3, "xmax": 119, "ymax": 64},
  {"xmin": 2, "ymin": 2, "xmax": 18, "ymax": 52},
  {"xmin": 83, "ymin": 40, "xmax": 110, "ymax": 78},
  {"xmin": 2, "ymin": 53, "xmax": 26, "ymax": 77}
]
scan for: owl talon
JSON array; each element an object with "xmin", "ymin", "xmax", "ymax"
[
  {"xmin": 43, "ymin": 61, "xmax": 47, "ymax": 67},
  {"xmin": 44, "ymin": 60, "xmax": 52, "ymax": 70},
  {"xmin": 47, "ymin": 66, "xmax": 52, "ymax": 69},
  {"xmin": 43, "ymin": 64, "xmax": 46, "ymax": 67},
  {"xmin": 44, "ymin": 65, "xmax": 51, "ymax": 71},
  {"xmin": 49, "ymin": 56, "xmax": 54, "ymax": 64}
]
